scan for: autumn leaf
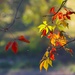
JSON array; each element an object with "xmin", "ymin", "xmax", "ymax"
[
  {"xmin": 50, "ymin": 48, "xmax": 56, "ymax": 61},
  {"xmin": 40, "ymin": 58, "xmax": 52, "ymax": 71},
  {"xmin": 50, "ymin": 54, "xmax": 55, "ymax": 61},
  {"xmin": 60, "ymin": 20, "xmax": 69, "ymax": 28},
  {"xmin": 45, "ymin": 51, "xmax": 49, "ymax": 57},
  {"xmin": 49, "ymin": 7, "xmax": 56, "ymax": 14},
  {"xmin": 18, "ymin": 35, "xmax": 30, "ymax": 43},
  {"xmin": 5, "ymin": 41, "xmax": 12, "ymax": 51},
  {"xmin": 40, "ymin": 60, "xmax": 44, "ymax": 71},
  {"xmin": 12, "ymin": 41, "xmax": 18, "ymax": 54},
  {"xmin": 50, "ymin": 33, "xmax": 59, "ymax": 46},
  {"xmin": 58, "ymin": 39, "xmax": 67, "ymax": 46},
  {"xmin": 43, "ymin": 60, "xmax": 48, "ymax": 71},
  {"xmin": 47, "ymin": 58, "xmax": 52, "ymax": 67},
  {"xmin": 38, "ymin": 21, "xmax": 49, "ymax": 37}
]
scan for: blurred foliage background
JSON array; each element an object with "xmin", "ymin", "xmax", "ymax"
[{"xmin": 0, "ymin": 0, "xmax": 75, "ymax": 74}]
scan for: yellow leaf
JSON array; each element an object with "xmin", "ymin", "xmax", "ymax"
[
  {"xmin": 48, "ymin": 26, "xmax": 56, "ymax": 31},
  {"xmin": 45, "ymin": 27, "xmax": 48, "ymax": 34},
  {"xmin": 39, "ymin": 27, "xmax": 45, "ymax": 32},
  {"xmin": 43, "ymin": 60, "xmax": 48, "ymax": 71},
  {"xmin": 45, "ymin": 51, "xmax": 49, "ymax": 57},
  {"xmin": 38, "ymin": 24, "xmax": 45, "ymax": 28},
  {"xmin": 48, "ymin": 26, "xmax": 53, "ymax": 31},
  {"xmin": 43, "ymin": 21, "xmax": 47, "ymax": 25},
  {"xmin": 47, "ymin": 58, "xmax": 53, "ymax": 67},
  {"xmin": 40, "ymin": 61, "xmax": 44, "ymax": 71}
]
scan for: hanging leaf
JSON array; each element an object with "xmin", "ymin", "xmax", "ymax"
[
  {"xmin": 40, "ymin": 60, "xmax": 44, "ymax": 71},
  {"xmin": 12, "ymin": 41, "xmax": 18, "ymax": 54},
  {"xmin": 43, "ymin": 60, "xmax": 48, "ymax": 71},
  {"xmin": 47, "ymin": 58, "xmax": 52, "ymax": 67},
  {"xmin": 5, "ymin": 41, "xmax": 12, "ymax": 51},
  {"xmin": 50, "ymin": 54, "xmax": 55, "ymax": 61},
  {"xmin": 18, "ymin": 35, "xmax": 30, "ymax": 43},
  {"xmin": 45, "ymin": 51, "xmax": 49, "ymax": 57}
]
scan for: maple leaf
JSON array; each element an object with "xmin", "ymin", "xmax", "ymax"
[
  {"xmin": 5, "ymin": 41, "xmax": 12, "ymax": 51},
  {"xmin": 12, "ymin": 41, "xmax": 18, "ymax": 54},
  {"xmin": 18, "ymin": 35, "xmax": 30, "ymax": 43}
]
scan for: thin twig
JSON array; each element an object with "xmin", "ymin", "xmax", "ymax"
[
  {"xmin": 7, "ymin": 0, "xmax": 23, "ymax": 29},
  {"xmin": 57, "ymin": 38, "xmax": 75, "ymax": 50},
  {"xmin": 43, "ymin": 0, "xmax": 68, "ymax": 17}
]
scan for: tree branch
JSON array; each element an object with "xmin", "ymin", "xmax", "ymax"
[
  {"xmin": 43, "ymin": 0, "xmax": 68, "ymax": 17},
  {"xmin": 7, "ymin": 0, "xmax": 23, "ymax": 29},
  {"xmin": 57, "ymin": 38, "xmax": 75, "ymax": 50}
]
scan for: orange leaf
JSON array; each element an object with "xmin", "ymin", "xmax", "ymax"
[
  {"xmin": 57, "ymin": 12, "xmax": 63, "ymax": 19},
  {"xmin": 5, "ymin": 41, "xmax": 12, "ymax": 51},
  {"xmin": 12, "ymin": 41, "xmax": 18, "ymax": 54},
  {"xmin": 18, "ymin": 35, "xmax": 30, "ymax": 43}
]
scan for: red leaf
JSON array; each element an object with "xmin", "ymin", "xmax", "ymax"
[
  {"xmin": 18, "ymin": 35, "xmax": 30, "ymax": 43},
  {"xmin": 66, "ymin": 15, "xmax": 71, "ymax": 19},
  {"xmin": 50, "ymin": 54, "xmax": 55, "ymax": 61},
  {"xmin": 12, "ymin": 41, "xmax": 18, "ymax": 54},
  {"xmin": 47, "ymin": 32, "xmax": 53, "ymax": 39},
  {"xmin": 42, "ymin": 29, "xmax": 46, "ymax": 36},
  {"xmin": 49, "ymin": 7, "xmax": 56, "ymax": 14},
  {"xmin": 58, "ymin": 12, "xmax": 63, "ymax": 19},
  {"xmin": 69, "ymin": 49, "xmax": 73, "ymax": 54},
  {"xmin": 5, "ymin": 41, "xmax": 12, "ymax": 51},
  {"xmin": 50, "ymin": 48, "xmax": 56, "ymax": 54}
]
